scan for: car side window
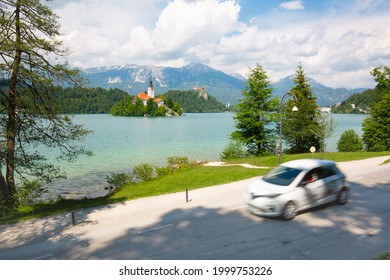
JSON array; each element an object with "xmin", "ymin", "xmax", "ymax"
[
  {"xmin": 302, "ymin": 168, "xmax": 320, "ymax": 183},
  {"xmin": 317, "ymin": 166, "xmax": 336, "ymax": 179}
]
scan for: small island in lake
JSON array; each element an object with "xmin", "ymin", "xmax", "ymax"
[
  {"xmin": 110, "ymin": 78, "xmax": 183, "ymax": 117},
  {"xmin": 110, "ymin": 77, "xmax": 230, "ymax": 117}
]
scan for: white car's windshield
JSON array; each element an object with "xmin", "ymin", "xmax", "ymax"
[{"xmin": 263, "ymin": 166, "xmax": 302, "ymax": 186}]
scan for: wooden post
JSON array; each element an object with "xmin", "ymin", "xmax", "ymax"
[{"xmin": 71, "ymin": 211, "xmax": 76, "ymax": 226}]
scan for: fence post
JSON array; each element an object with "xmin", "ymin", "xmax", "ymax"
[{"xmin": 71, "ymin": 211, "xmax": 76, "ymax": 226}]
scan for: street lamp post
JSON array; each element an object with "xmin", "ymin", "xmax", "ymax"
[{"xmin": 279, "ymin": 92, "xmax": 298, "ymax": 164}]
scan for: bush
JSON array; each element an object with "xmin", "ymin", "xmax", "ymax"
[
  {"xmin": 167, "ymin": 156, "xmax": 189, "ymax": 168},
  {"xmin": 220, "ymin": 140, "xmax": 247, "ymax": 160},
  {"xmin": 133, "ymin": 163, "xmax": 155, "ymax": 181},
  {"xmin": 16, "ymin": 180, "xmax": 47, "ymax": 206},
  {"xmin": 105, "ymin": 172, "xmax": 132, "ymax": 188},
  {"xmin": 337, "ymin": 129, "xmax": 363, "ymax": 152},
  {"xmin": 156, "ymin": 166, "xmax": 173, "ymax": 176}
]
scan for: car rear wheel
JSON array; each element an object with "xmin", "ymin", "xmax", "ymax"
[
  {"xmin": 282, "ymin": 202, "xmax": 297, "ymax": 220},
  {"xmin": 336, "ymin": 188, "xmax": 348, "ymax": 205}
]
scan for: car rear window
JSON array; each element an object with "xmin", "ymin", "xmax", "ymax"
[{"xmin": 263, "ymin": 166, "xmax": 302, "ymax": 186}]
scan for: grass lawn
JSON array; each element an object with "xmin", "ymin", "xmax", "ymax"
[{"xmin": 1, "ymin": 151, "xmax": 389, "ymax": 225}]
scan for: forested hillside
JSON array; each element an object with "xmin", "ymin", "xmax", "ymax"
[
  {"xmin": 332, "ymin": 88, "xmax": 385, "ymax": 113},
  {"xmin": 163, "ymin": 90, "xmax": 229, "ymax": 113},
  {"xmin": 50, "ymin": 87, "xmax": 128, "ymax": 113}
]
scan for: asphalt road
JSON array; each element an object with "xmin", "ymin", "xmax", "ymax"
[{"xmin": 1, "ymin": 156, "xmax": 390, "ymax": 260}]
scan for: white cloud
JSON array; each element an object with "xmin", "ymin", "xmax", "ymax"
[
  {"xmin": 153, "ymin": 0, "xmax": 241, "ymax": 52},
  {"xmin": 279, "ymin": 1, "xmax": 305, "ymax": 11},
  {"xmin": 51, "ymin": 0, "xmax": 390, "ymax": 88}
]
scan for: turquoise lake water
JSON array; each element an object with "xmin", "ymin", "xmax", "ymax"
[{"xmin": 45, "ymin": 113, "xmax": 368, "ymax": 198}]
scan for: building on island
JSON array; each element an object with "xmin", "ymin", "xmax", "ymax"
[
  {"xmin": 194, "ymin": 86, "xmax": 208, "ymax": 100},
  {"xmin": 136, "ymin": 77, "xmax": 164, "ymax": 107}
]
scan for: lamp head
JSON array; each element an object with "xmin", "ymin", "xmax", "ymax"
[{"xmin": 292, "ymin": 106, "xmax": 298, "ymax": 112}]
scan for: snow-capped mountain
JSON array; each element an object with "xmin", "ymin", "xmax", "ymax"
[
  {"xmin": 83, "ymin": 62, "xmax": 245, "ymax": 105},
  {"xmin": 82, "ymin": 63, "xmax": 368, "ymax": 106}
]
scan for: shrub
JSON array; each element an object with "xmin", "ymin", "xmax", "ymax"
[
  {"xmin": 156, "ymin": 166, "xmax": 173, "ymax": 176},
  {"xmin": 105, "ymin": 172, "xmax": 132, "ymax": 188},
  {"xmin": 337, "ymin": 129, "xmax": 363, "ymax": 152},
  {"xmin": 167, "ymin": 156, "xmax": 189, "ymax": 167},
  {"xmin": 133, "ymin": 163, "xmax": 155, "ymax": 181},
  {"xmin": 16, "ymin": 180, "xmax": 47, "ymax": 206},
  {"xmin": 220, "ymin": 140, "xmax": 247, "ymax": 160}
]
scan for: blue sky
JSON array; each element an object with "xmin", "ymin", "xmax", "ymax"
[{"xmin": 50, "ymin": 0, "xmax": 390, "ymax": 88}]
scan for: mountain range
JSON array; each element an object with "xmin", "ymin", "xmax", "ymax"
[{"xmin": 82, "ymin": 62, "xmax": 368, "ymax": 106}]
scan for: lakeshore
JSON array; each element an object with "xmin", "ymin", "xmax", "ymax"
[{"xmin": 40, "ymin": 113, "xmax": 368, "ymax": 199}]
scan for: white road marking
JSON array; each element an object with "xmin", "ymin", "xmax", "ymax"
[
  {"xmin": 137, "ymin": 224, "xmax": 173, "ymax": 234},
  {"xmin": 350, "ymin": 176, "xmax": 364, "ymax": 181}
]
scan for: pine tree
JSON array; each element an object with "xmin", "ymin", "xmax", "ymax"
[
  {"xmin": 231, "ymin": 64, "xmax": 278, "ymax": 156},
  {"xmin": 362, "ymin": 66, "xmax": 390, "ymax": 151},
  {"xmin": 283, "ymin": 64, "xmax": 321, "ymax": 153},
  {"xmin": 0, "ymin": 0, "xmax": 90, "ymax": 208}
]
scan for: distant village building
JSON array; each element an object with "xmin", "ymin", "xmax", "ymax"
[
  {"xmin": 320, "ymin": 107, "xmax": 332, "ymax": 113},
  {"xmin": 136, "ymin": 77, "xmax": 164, "ymax": 107}
]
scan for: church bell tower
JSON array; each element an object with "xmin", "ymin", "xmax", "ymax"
[{"xmin": 147, "ymin": 77, "xmax": 155, "ymax": 98}]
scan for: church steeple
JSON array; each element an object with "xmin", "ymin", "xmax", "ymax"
[{"xmin": 147, "ymin": 77, "xmax": 155, "ymax": 98}]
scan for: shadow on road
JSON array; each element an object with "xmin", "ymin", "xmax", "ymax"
[{"xmin": 1, "ymin": 181, "xmax": 389, "ymax": 260}]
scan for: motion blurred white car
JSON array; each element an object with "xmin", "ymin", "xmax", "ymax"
[{"xmin": 246, "ymin": 159, "xmax": 349, "ymax": 220}]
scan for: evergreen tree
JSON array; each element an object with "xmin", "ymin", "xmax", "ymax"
[
  {"xmin": 231, "ymin": 64, "xmax": 278, "ymax": 155},
  {"xmin": 0, "ymin": 0, "xmax": 90, "ymax": 208},
  {"xmin": 362, "ymin": 67, "xmax": 390, "ymax": 151},
  {"xmin": 283, "ymin": 64, "xmax": 321, "ymax": 153}
]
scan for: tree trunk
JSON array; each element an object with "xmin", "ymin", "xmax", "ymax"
[{"xmin": 4, "ymin": 1, "xmax": 22, "ymax": 208}]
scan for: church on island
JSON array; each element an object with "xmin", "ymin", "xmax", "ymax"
[
  {"xmin": 110, "ymin": 77, "xmax": 182, "ymax": 117},
  {"xmin": 136, "ymin": 77, "xmax": 164, "ymax": 107}
]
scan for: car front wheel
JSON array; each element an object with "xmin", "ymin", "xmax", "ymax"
[
  {"xmin": 336, "ymin": 188, "xmax": 348, "ymax": 205},
  {"xmin": 282, "ymin": 201, "xmax": 297, "ymax": 220}
]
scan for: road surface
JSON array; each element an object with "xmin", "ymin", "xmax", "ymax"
[{"xmin": 1, "ymin": 156, "xmax": 390, "ymax": 260}]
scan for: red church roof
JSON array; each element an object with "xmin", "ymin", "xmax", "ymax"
[{"xmin": 136, "ymin": 92, "xmax": 151, "ymax": 100}]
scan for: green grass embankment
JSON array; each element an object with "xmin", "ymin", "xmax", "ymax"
[{"xmin": 1, "ymin": 151, "xmax": 390, "ymax": 225}]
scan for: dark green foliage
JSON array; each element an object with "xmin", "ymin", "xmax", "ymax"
[
  {"xmin": 132, "ymin": 163, "xmax": 156, "ymax": 182},
  {"xmin": 332, "ymin": 88, "xmax": 383, "ymax": 114},
  {"xmin": 110, "ymin": 95, "xmax": 181, "ymax": 117},
  {"xmin": 16, "ymin": 180, "xmax": 47, "ymax": 206},
  {"xmin": 333, "ymin": 66, "xmax": 390, "ymax": 114},
  {"xmin": 156, "ymin": 166, "xmax": 174, "ymax": 177},
  {"xmin": 156, "ymin": 156, "xmax": 189, "ymax": 176},
  {"xmin": 0, "ymin": 0, "xmax": 91, "ymax": 208},
  {"xmin": 283, "ymin": 64, "xmax": 321, "ymax": 154},
  {"xmin": 51, "ymin": 86, "xmax": 129, "ymax": 114},
  {"xmin": 231, "ymin": 64, "xmax": 278, "ymax": 156},
  {"xmin": 337, "ymin": 129, "xmax": 363, "ymax": 152},
  {"xmin": 163, "ymin": 90, "xmax": 228, "ymax": 113},
  {"xmin": 362, "ymin": 93, "xmax": 390, "ymax": 151},
  {"xmin": 105, "ymin": 172, "xmax": 132, "ymax": 188},
  {"xmin": 371, "ymin": 66, "xmax": 390, "ymax": 91},
  {"xmin": 167, "ymin": 156, "xmax": 189, "ymax": 167},
  {"xmin": 361, "ymin": 66, "xmax": 390, "ymax": 152}
]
